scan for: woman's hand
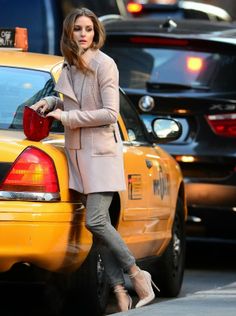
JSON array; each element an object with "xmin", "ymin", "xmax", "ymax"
[
  {"xmin": 31, "ymin": 100, "xmax": 50, "ymax": 115},
  {"xmin": 46, "ymin": 108, "xmax": 62, "ymax": 121}
]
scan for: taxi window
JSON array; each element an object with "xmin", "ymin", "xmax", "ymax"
[
  {"xmin": 0, "ymin": 67, "xmax": 63, "ymax": 132},
  {"xmin": 120, "ymin": 92, "xmax": 146, "ymax": 143}
]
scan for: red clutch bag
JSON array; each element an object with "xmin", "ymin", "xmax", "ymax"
[{"xmin": 23, "ymin": 106, "xmax": 54, "ymax": 141}]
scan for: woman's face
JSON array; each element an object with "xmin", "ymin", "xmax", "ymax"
[{"xmin": 73, "ymin": 16, "xmax": 95, "ymax": 50}]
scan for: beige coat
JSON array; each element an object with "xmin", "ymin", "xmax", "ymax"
[{"xmin": 46, "ymin": 49, "xmax": 126, "ymax": 194}]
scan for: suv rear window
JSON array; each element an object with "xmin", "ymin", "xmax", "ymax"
[
  {"xmin": 104, "ymin": 37, "xmax": 236, "ymax": 92},
  {"xmin": 0, "ymin": 67, "xmax": 63, "ymax": 132}
]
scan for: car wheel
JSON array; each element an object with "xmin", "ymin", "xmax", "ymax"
[
  {"xmin": 65, "ymin": 246, "xmax": 110, "ymax": 316},
  {"xmin": 154, "ymin": 197, "xmax": 186, "ymax": 297}
]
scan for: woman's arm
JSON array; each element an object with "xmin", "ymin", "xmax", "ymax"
[
  {"xmin": 31, "ymin": 96, "xmax": 63, "ymax": 114},
  {"xmin": 43, "ymin": 96, "xmax": 64, "ymax": 111}
]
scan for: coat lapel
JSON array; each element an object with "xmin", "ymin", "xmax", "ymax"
[
  {"xmin": 54, "ymin": 64, "xmax": 78, "ymax": 102},
  {"xmin": 55, "ymin": 50, "xmax": 98, "ymax": 103}
]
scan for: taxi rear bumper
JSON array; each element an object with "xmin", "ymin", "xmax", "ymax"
[{"xmin": 0, "ymin": 201, "xmax": 91, "ymax": 273}]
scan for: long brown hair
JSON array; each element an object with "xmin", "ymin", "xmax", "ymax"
[{"xmin": 60, "ymin": 8, "xmax": 106, "ymax": 73}]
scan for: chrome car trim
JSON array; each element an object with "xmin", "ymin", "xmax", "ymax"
[{"xmin": 0, "ymin": 191, "xmax": 60, "ymax": 202}]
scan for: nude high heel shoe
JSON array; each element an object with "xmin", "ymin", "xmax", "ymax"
[
  {"xmin": 129, "ymin": 268, "xmax": 160, "ymax": 308},
  {"xmin": 114, "ymin": 287, "xmax": 132, "ymax": 311}
]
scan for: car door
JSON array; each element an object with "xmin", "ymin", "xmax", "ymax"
[
  {"xmin": 146, "ymin": 145, "xmax": 172, "ymax": 221},
  {"xmin": 119, "ymin": 92, "xmax": 151, "ymax": 222},
  {"xmin": 121, "ymin": 95, "xmax": 170, "ymax": 225},
  {"xmin": 120, "ymin": 92, "xmax": 173, "ymax": 256}
]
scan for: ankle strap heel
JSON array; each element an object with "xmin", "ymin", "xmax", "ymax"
[
  {"xmin": 128, "ymin": 267, "xmax": 141, "ymax": 279},
  {"xmin": 114, "ymin": 288, "xmax": 127, "ymax": 294},
  {"xmin": 128, "ymin": 267, "xmax": 160, "ymax": 308},
  {"xmin": 114, "ymin": 287, "xmax": 132, "ymax": 311}
]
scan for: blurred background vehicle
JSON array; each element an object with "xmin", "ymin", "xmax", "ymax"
[
  {"xmin": 0, "ymin": 0, "xmax": 233, "ymax": 55},
  {"xmin": 125, "ymin": 0, "xmax": 232, "ymax": 22},
  {"xmin": 192, "ymin": 0, "xmax": 236, "ymax": 21},
  {"xmin": 102, "ymin": 17, "xmax": 236, "ymax": 240},
  {"xmin": 0, "ymin": 0, "xmax": 128, "ymax": 55},
  {"xmin": 0, "ymin": 0, "xmax": 63, "ymax": 54},
  {"xmin": 61, "ymin": 0, "xmax": 128, "ymax": 17}
]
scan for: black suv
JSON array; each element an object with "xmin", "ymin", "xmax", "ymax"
[
  {"xmin": 125, "ymin": 0, "xmax": 232, "ymax": 22},
  {"xmin": 103, "ymin": 18, "xmax": 236, "ymax": 240}
]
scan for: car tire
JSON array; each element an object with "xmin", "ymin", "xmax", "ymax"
[
  {"xmin": 153, "ymin": 197, "xmax": 186, "ymax": 297},
  {"xmin": 64, "ymin": 245, "xmax": 110, "ymax": 316}
]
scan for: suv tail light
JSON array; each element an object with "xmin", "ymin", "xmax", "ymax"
[
  {"xmin": 206, "ymin": 113, "xmax": 236, "ymax": 137},
  {"xmin": 0, "ymin": 147, "xmax": 59, "ymax": 193},
  {"xmin": 127, "ymin": 2, "xmax": 143, "ymax": 14},
  {"xmin": 130, "ymin": 36, "xmax": 188, "ymax": 46}
]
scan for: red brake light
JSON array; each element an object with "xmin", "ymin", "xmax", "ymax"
[
  {"xmin": 127, "ymin": 2, "xmax": 143, "ymax": 13},
  {"xmin": 0, "ymin": 147, "xmax": 59, "ymax": 193},
  {"xmin": 206, "ymin": 113, "xmax": 236, "ymax": 138},
  {"xmin": 130, "ymin": 37, "xmax": 189, "ymax": 46},
  {"xmin": 186, "ymin": 57, "xmax": 203, "ymax": 72}
]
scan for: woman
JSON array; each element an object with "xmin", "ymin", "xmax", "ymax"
[{"xmin": 31, "ymin": 8, "xmax": 158, "ymax": 311}]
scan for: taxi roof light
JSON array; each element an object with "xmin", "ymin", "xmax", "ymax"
[
  {"xmin": 0, "ymin": 147, "xmax": 59, "ymax": 193},
  {"xmin": 0, "ymin": 27, "xmax": 28, "ymax": 51}
]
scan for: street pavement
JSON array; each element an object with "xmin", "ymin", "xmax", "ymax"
[{"xmin": 114, "ymin": 282, "xmax": 236, "ymax": 316}]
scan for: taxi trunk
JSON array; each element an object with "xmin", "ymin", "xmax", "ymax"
[{"xmin": 0, "ymin": 131, "xmax": 91, "ymax": 272}]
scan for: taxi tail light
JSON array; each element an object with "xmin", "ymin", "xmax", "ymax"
[
  {"xmin": 206, "ymin": 113, "xmax": 236, "ymax": 138},
  {"xmin": 0, "ymin": 147, "xmax": 59, "ymax": 193}
]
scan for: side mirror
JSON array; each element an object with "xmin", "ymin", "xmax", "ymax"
[{"xmin": 152, "ymin": 118, "xmax": 182, "ymax": 143}]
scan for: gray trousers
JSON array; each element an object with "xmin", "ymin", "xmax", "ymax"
[{"xmin": 79, "ymin": 192, "xmax": 135, "ymax": 288}]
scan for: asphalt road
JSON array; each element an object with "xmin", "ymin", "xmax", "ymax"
[{"xmin": 106, "ymin": 239, "xmax": 236, "ymax": 316}]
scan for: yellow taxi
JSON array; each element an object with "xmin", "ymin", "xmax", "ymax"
[{"xmin": 0, "ymin": 28, "xmax": 187, "ymax": 315}]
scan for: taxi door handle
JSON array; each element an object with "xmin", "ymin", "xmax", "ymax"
[{"xmin": 145, "ymin": 159, "xmax": 153, "ymax": 169}]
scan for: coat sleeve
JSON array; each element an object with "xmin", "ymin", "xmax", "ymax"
[
  {"xmin": 60, "ymin": 59, "xmax": 120, "ymax": 129},
  {"xmin": 43, "ymin": 96, "xmax": 64, "ymax": 111}
]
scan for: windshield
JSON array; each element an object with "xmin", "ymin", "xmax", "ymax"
[
  {"xmin": 0, "ymin": 67, "xmax": 62, "ymax": 131},
  {"xmin": 103, "ymin": 39, "xmax": 236, "ymax": 92}
]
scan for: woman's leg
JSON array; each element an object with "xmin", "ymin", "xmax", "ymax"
[
  {"xmin": 84, "ymin": 192, "xmax": 157, "ymax": 309},
  {"xmin": 79, "ymin": 192, "xmax": 129, "ymax": 287},
  {"xmin": 93, "ymin": 236, "xmax": 132, "ymax": 311},
  {"xmin": 85, "ymin": 192, "xmax": 135, "ymax": 275},
  {"xmin": 84, "ymin": 192, "xmax": 136, "ymax": 311}
]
